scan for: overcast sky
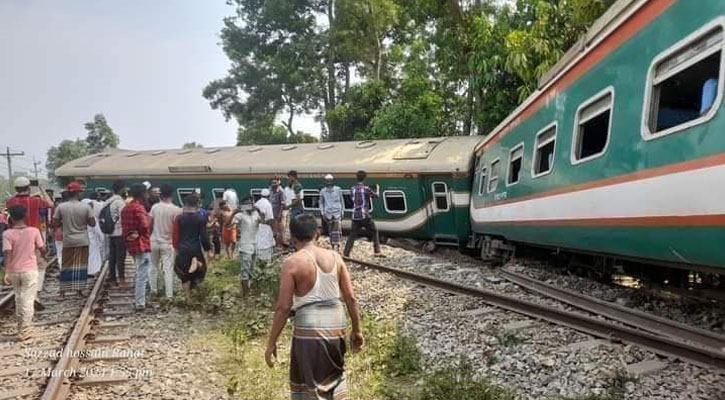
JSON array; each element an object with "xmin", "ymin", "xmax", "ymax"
[{"xmin": 0, "ymin": 0, "xmax": 319, "ymax": 179}]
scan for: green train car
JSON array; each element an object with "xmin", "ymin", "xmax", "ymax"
[
  {"xmin": 56, "ymin": 136, "xmax": 482, "ymax": 246},
  {"xmin": 471, "ymin": 0, "xmax": 725, "ymax": 272}
]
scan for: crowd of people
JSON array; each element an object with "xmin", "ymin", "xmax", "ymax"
[{"xmin": 2, "ymin": 171, "xmax": 374, "ymax": 399}]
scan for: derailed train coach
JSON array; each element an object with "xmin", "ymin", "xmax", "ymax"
[
  {"xmin": 470, "ymin": 0, "xmax": 725, "ymax": 272},
  {"xmin": 55, "ymin": 136, "xmax": 483, "ymax": 247}
]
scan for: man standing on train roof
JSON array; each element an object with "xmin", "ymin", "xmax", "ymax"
[
  {"xmin": 3, "ymin": 204, "xmax": 46, "ymax": 341},
  {"xmin": 6, "ymin": 176, "xmax": 54, "ymax": 291},
  {"xmin": 343, "ymin": 170, "xmax": 385, "ymax": 258},
  {"xmin": 319, "ymin": 174, "xmax": 344, "ymax": 252},
  {"xmin": 255, "ymin": 189, "xmax": 275, "ymax": 264},
  {"xmin": 223, "ymin": 187, "xmax": 239, "ymax": 211},
  {"xmin": 121, "ymin": 183, "xmax": 152, "ymax": 312},
  {"xmin": 232, "ymin": 197, "xmax": 261, "ymax": 297},
  {"xmin": 53, "ymin": 181, "xmax": 96, "ymax": 298},
  {"xmin": 265, "ymin": 214, "xmax": 364, "ymax": 398},
  {"xmin": 104, "ymin": 180, "xmax": 128, "ymax": 288},
  {"xmin": 268, "ymin": 178, "xmax": 285, "ymax": 250}
]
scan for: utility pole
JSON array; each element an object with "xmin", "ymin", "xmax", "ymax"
[
  {"xmin": 3, "ymin": 147, "xmax": 24, "ymax": 180},
  {"xmin": 33, "ymin": 155, "xmax": 42, "ymax": 179}
]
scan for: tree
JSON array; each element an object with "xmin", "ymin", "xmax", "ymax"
[
  {"xmin": 182, "ymin": 142, "xmax": 204, "ymax": 149},
  {"xmin": 84, "ymin": 114, "xmax": 119, "ymax": 153},
  {"xmin": 45, "ymin": 139, "xmax": 89, "ymax": 183}
]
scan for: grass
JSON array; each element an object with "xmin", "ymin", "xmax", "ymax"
[
  {"xmin": 187, "ymin": 256, "xmax": 517, "ymax": 400},
  {"xmin": 559, "ymin": 369, "xmax": 636, "ymax": 400}
]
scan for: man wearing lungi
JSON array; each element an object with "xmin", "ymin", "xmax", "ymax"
[
  {"xmin": 53, "ymin": 182, "xmax": 95, "ymax": 298},
  {"xmin": 265, "ymin": 214, "xmax": 364, "ymax": 400},
  {"xmin": 319, "ymin": 174, "xmax": 344, "ymax": 252}
]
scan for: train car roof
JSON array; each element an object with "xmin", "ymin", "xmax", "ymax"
[{"xmin": 55, "ymin": 135, "xmax": 484, "ymax": 178}]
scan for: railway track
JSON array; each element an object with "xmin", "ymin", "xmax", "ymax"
[
  {"xmin": 0, "ymin": 257, "xmax": 139, "ymax": 400},
  {"xmin": 344, "ymin": 255, "xmax": 725, "ymax": 373}
]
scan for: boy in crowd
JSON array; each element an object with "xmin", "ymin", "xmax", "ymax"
[
  {"xmin": 122, "ymin": 183, "xmax": 152, "ymax": 311},
  {"xmin": 2, "ymin": 205, "xmax": 46, "ymax": 341}
]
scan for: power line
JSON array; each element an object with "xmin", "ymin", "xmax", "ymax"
[{"xmin": 3, "ymin": 147, "xmax": 24, "ymax": 180}]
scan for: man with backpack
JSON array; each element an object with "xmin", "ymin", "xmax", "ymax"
[{"xmin": 101, "ymin": 180, "xmax": 128, "ymax": 288}]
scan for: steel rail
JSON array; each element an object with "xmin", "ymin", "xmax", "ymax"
[
  {"xmin": 41, "ymin": 262, "xmax": 109, "ymax": 400},
  {"xmin": 0, "ymin": 257, "xmax": 57, "ymax": 311},
  {"xmin": 344, "ymin": 256, "xmax": 725, "ymax": 372},
  {"xmin": 499, "ymin": 269, "xmax": 725, "ymax": 352}
]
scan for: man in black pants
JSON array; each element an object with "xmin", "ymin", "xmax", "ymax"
[
  {"xmin": 105, "ymin": 180, "xmax": 128, "ymax": 288},
  {"xmin": 343, "ymin": 170, "xmax": 385, "ymax": 258}
]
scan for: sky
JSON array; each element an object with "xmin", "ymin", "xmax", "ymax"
[{"xmin": 0, "ymin": 0, "xmax": 315, "ymax": 180}]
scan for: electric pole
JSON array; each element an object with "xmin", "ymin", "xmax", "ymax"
[
  {"xmin": 3, "ymin": 147, "xmax": 24, "ymax": 180},
  {"xmin": 33, "ymin": 155, "xmax": 42, "ymax": 179}
]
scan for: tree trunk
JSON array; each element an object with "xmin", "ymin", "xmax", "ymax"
[
  {"xmin": 325, "ymin": 0, "xmax": 337, "ymax": 141},
  {"xmin": 463, "ymin": 78, "xmax": 474, "ymax": 136},
  {"xmin": 367, "ymin": 0, "xmax": 383, "ymax": 81}
]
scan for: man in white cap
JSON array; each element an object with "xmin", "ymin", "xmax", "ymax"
[
  {"xmin": 319, "ymin": 174, "xmax": 344, "ymax": 251},
  {"xmin": 6, "ymin": 176, "xmax": 54, "ymax": 290},
  {"xmin": 254, "ymin": 189, "xmax": 275, "ymax": 263}
]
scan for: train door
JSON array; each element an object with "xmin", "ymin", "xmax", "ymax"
[{"xmin": 424, "ymin": 177, "xmax": 456, "ymax": 246}]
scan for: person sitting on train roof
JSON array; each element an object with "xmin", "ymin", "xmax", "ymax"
[
  {"xmin": 3, "ymin": 204, "xmax": 46, "ymax": 341},
  {"xmin": 319, "ymin": 174, "xmax": 344, "ymax": 252},
  {"xmin": 344, "ymin": 170, "xmax": 385, "ymax": 258}
]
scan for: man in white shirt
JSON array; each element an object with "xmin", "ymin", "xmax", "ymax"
[
  {"xmin": 255, "ymin": 189, "xmax": 275, "ymax": 263},
  {"xmin": 233, "ymin": 197, "xmax": 260, "ymax": 297},
  {"xmin": 149, "ymin": 185, "xmax": 181, "ymax": 300},
  {"xmin": 223, "ymin": 188, "xmax": 239, "ymax": 211}
]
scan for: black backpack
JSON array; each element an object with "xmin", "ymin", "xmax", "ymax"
[{"xmin": 99, "ymin": 203, "xmax": 117, "ymax": 234}]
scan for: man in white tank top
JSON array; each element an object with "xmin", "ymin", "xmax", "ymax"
[{"xmin": 265, "ymin": 214, "xmax": 364, "ymax": 399}]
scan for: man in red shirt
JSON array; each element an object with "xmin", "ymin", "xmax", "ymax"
[
  {"xmin": 121, "ymin": 183, "xmax": 151, "ymax": 311},
  {"xmin": 6, "ymin": 177, "xmax": 54, "ymax": 291}
]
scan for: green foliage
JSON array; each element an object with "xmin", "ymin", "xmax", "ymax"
[
  {"xmin": 45, "ymin": 139, "xmax": 89, "ymax": 183},
  {"xmin": 496, "ymin": 330, "xmax": 523, "ymax": 347},
  {"xmin": 182, "ymin": 142, "xmax": 204, "ymax": 149},
  {"xmin": 84, "ymin": 113, "xmax": 119, "ymax": 153},
  {"xmin": 46, "ymin": 113, "xmax": 119, "ymax": 183},
  {"xmin": 209, "ymin": 0, "xmax": 617, "ymax": 142},
  {"xmin": 420, "ymin": 360, "xmax": 515, "ymax": 400}
]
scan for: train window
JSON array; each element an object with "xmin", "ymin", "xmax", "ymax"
[
  {"xmin": 250, "ymin": 189, "xmax": 264, "ymax": 203},
  {"xmin": 302, "ymin": 189, "xmax": 320, "ymax": 210},
  {"xmin": 383, "ymin": 191, "xmax": 407, "ymax": 214},
  {"xmin": 572, "ymin": 88, "xmax": 613, "ymax": 164},
  {"xmin": 177, "ymin": 188, "xmax": 199, "ymax": 205},
  {"xmin": 478, "ymin": 167, "xmax": 487, "ymax": 196},
  {"xmin": 644, "ymin": 25, "xmax": 723, "ymax": 138},
  {"xmin": 487, "ymin": 159, "xmax": 500, "ymax": 193},
  {"xmin": 507, "ymin": 144, "xmax": 524, "ymax": 186},
  {"xmin": 341, "ymin": 190, "xmax": 354, "ymax": 212},
  {"xmin": 432, "ymin": 182, "xmax": 449, "ymax": 211},
  {"xmin": 533, "ymin": 123, "xmax": 557, "ymax": 177}
]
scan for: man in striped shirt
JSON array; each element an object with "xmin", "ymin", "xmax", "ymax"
[{"xmin": 343, "ymin": 170, "xmax": 385, "ymax": 258}]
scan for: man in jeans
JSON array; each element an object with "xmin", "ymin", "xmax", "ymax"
[
  {"xmin": 3, "ymin": 205, "xmax": 46, "ymax": 340},
  {"xmin": 149, "ymin": 184, "xmax": 181, "ymax": 300},
  {"xmin": 105, "ymin": 180, "xmax": 127, "ymax": 288},
  {"xmin": 343, "ymin": 170, "xmax": 385, "ymax": 258},
  {"xmin": 122, "ymin": 183, "xmax": 152, "ymax": 311}
]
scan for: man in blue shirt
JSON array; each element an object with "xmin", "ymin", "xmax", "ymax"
[{"xmin": 343, "ymin": 170, "xmax": 385, "ymax": 258}]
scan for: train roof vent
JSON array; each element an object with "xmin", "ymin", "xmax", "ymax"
[
  {"xmin": 73, "ymin": 153, "xmax": 109, "ymax": 168},
  {"xmin": 151, "ymin": 151, "xmax": 166, "ymax": 156},
  {"xmin": 125, "ymin": 152, "xmax": 140, "ymax": 157},
  {"xmin": 177, "ymin": 149, "xmax": 192, "ymax": 155},
  {"xmin": 168, "ymin": 165, "xmax": 212, "ymax": 173},
  {"xmin": 281, "ymin": 145, "xmax": 297, "ymax": 151},
  {"xmin": 205, "ymin": 148, "xmax": 221, "ymax": 154},
  {"xmin": 393, "ymin": 138, "xmax": 445, "ymax": 160},
  {"xmin": 318, "ymin": 144, "xmax": 334, "ymax": 150},
  {"xmin": 248, "ymin": 146, "xmax": 263, "ymax": 153},
  {"xmin": 356, "ymin": 141, "xmax": 376, "ymax": 149}
]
